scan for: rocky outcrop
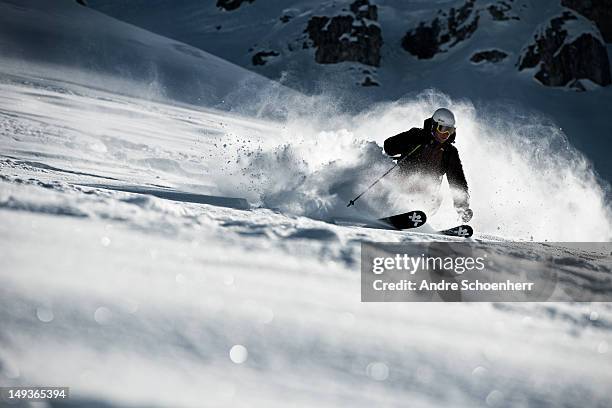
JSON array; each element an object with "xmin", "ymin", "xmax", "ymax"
[
  {"xmin": 350, "ymin": 0, "xmax": 377, "ymax": 20},
  {"xmin": 216, "ymin": 0, "xmax": 254, "ymax": 12},
  {"xmin": 470, "ymin": 49, "xmax": 508, "ymax": 63},
  {"xmin": 280, "ymin": 8, "xmax": 299, "ymax": 24},
  {"xmin": 517, "ymin": 12, "xmax": 611, "ymax": 89},
  {"xmin": 361, "ymin": 76, "xmax": 379, "ymax": 86},
  {"xmin": 401, "ymin": 0, "xmax": 480, "ymax": 59},
  {"xmin": 487, "ymin": 1, "xmax": 519, "ymax": 21},
  {"xmin": 305, "ymin": 0, "xmax": 383, "ymax": 67},
  {"xmin": 561, "ymin": 0, "xmax": 612, "ymax": 43},
  {"xmin": 252, "ymin": 50, "xmax": 279, "ymax": 66}
]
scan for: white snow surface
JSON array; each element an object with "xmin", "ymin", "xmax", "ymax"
[
  {"xmin": 0, "ymin": 0, "xmax": 294, "ymax": 111},
  {"xmin": 1, "ymin": 71, "xmax": 612, "ymax": 408},
  {"xmin": 1, "ymin": 1, "xmax": 612, "ymax": 407}
]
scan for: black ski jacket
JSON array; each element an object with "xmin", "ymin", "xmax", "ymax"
[{"xmin": 383, "ymin": 118, "xmax": 469, "ymax": 210}]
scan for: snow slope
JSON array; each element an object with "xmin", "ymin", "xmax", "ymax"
[
  {"xmin": 1, "ymin": 1, "xmax": 612, "ymax": 407},
  {"xmin": 0, "ymin": 0, "xmax": 293, "ymax": 110},
  {"xmin": 2, "ymin": 72, "xmax": 612, "ymax": 408},
  {"xmin": 88, "ymin": 0, "xmax": 612, "ymax": 183}
]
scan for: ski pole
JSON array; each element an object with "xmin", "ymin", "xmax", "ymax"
[{"xmin": 346, "ymin": 154, "xmax": 410, "ymax": 207}]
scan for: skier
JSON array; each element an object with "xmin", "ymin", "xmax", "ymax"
[{"xmin": 383, "ymin": 108, "xmax": 473, "ymax": 222}]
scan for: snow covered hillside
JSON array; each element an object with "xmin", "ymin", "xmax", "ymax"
[
  {"xmin": 87, "ymin": 0, "xmax": 612, "ymax": 182},
  {"xmin": 2, "ymin": 70, "xmax": 612, "ymax": 408},
  {"xmin": 0, "ymin": 0, "xmax": 293, "ymax": 110},
  {"xmin": 1, "ymin": 1, "xmax": 612, "ymax": 407}
]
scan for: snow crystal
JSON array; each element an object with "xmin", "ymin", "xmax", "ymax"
[
  {"xmin": 472, "ymin": 366, "xmax": 488, "ymax": 378},
  {"xmin": 366, "ymin": 362, "xmax": 389, "ymax": 381},
  {"xmin": 36, "ymin": 306, "xmax": 54, "ymax": 323},
  {"xmin": 229, "ymin": 345, "xmax": 248, "ymax": 364},
  {"xmin": 486, "ymin": 390, "xmax": 504, "ymax": 407},
  {"xmin": 94, "ymin": 307, "xmax": 112, "ymax": 325}
]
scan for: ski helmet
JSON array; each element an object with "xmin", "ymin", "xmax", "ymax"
[{"xmin": 432, "ymin": 108, "xmax": 455, "ymax": 128}]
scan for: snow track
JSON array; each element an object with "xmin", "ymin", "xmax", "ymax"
[{"xmin": 1, "ymin": 73, "xmax": 612, "ymax": 408}]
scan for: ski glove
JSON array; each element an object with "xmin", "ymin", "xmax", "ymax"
[{"xmin": 458, "ymin": 208, "xmax": 473, "ymax": 223}]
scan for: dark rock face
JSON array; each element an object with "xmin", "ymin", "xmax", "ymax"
[
  {"xmin": 488, "ymin": 1, "xmax": 519, "ymax": 21},
  {"xmin": 216, "ymin": 0, "xmax": 254, "ymax": 12},
  {"xmin": 551, "ymin": 34, "xmax": 611, "ymax": 87},
  {"xmin": 470, "ymin": 49, "xmax": 508, "ymax": 63},
  {"xmin": 401, "ymin": 0, "xmax": 480, "ymax": 59},
  {"xmin": 76, "ymin": 0, "xmax": 87, "ymax": 5},
  {"xmin": 401, "ymin": 22, "xmax": 440, "ymax": 60},
  {"xmin": 252, "ymin": 50, "xmax": 279, "ymax": 66},
  {"xmin": 561, "ymin": 0, "xmax": 612, "ymax": 43},
  {"xmin": 361, "ymin": 76, "xmax": 379, "ymax": 86},
  {"xmin": 305, "ymin": 0, "xmax": 383, "ymax": 67},
  {"xmin": 517, "ymin": 12, "xmax": 611, "ymax": 88},
  {"xmin": 350, "ymin": 0, "xmax": 377, "ymax": 20}
]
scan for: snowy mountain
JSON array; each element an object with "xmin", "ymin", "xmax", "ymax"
[
  {"xmin": 86, "ymin": 0, "xmax": 612, "ymax": 92},
  {"xmin": 87, "ymin": 0, "xmax": 612, "ymax": 183},
  {"xmin": 1, "ymin": 1, "xmax": 612, "ymax": 408},
  {"xmin": 0, "ymin": 0, "xmax": 293, "ymax": 109}
]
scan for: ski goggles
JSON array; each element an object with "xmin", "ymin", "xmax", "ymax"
[{"xmin": 436, "ymin": 123, "xmax": 455, "ymax": 136}]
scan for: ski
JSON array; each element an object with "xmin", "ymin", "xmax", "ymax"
[
  {"xmin": 379, "ymin": 210, "xmax": 427, "ymax": 230},
  {"xmin": 439, "ymin": 224, "xmax": 473, "ymax": 238}
]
